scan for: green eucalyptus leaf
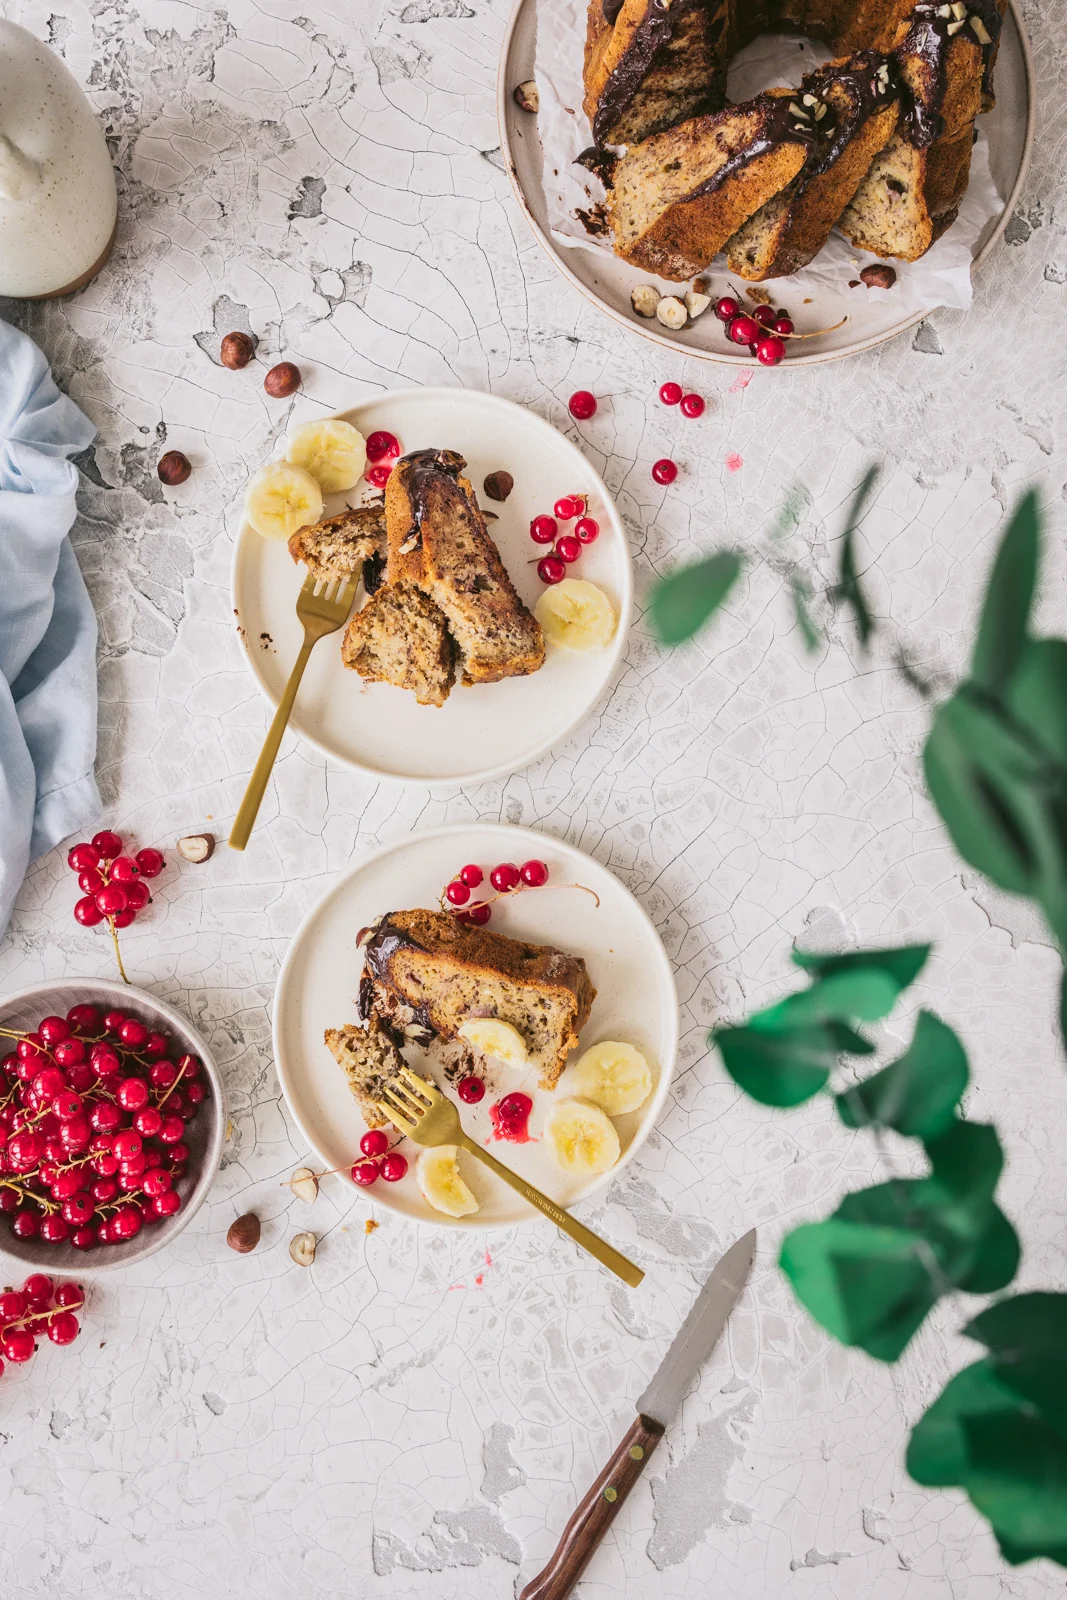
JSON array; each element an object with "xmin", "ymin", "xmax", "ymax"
[
  {"xmin": 924, "ymin": 1119, "xmax": 1003, "ymax": 1206},
  {"xmin": 792, "ymin": 943, "xmax": 931, "ymax": 991},
  {"xmin": 831, "ymin": 466, "xmax": 879, "ymax": 649},
  {"xmin": 995, "ymin": 1534, "xmax": 1067, "ymax": 1570},
  {"xmin": 789, "ymin": 571, "xmax": 823, "ymax": 654},
  {"xmin": 758, "ymin": 967, "xmax": 901, "ymax": 1029},
  {"xmin": 780, "ymin": 1218, "xmax": 938, "ymax": 1361},
  {"xmin": 835, "ymin": 1010, "xmax": 968, "ymax": 1137},
  {"xmin": 965, "ymin": 1293, "xmax": 1067, "ymax": 1436},
  {"xmin": 962, "ymin": 1408, "xmax": 1067, "ymax": 1548},
  {"xmin": 907, "ymin": 1358, "xmax": 1020, "ymax": 1486},
  {"xmin": 824, "ymin": 1021, "xmax": 877, "ymax": 1055},
  {"xmin": 970, "ymin": 489, "xmax": 1039, "ymax": 691},
  {"xmin": 713, "ymin": 1023, "xmax": 834, "ymax": 1106},
  {"xmin": 956, "ymin": 1206, "xmax": 1021, "ymax": 1295},
  {"xmin": 1005, "ymin": 638, "xmax": 1067, "ymax": 764},
  {"xmin": 648, "ymin": 550, "xmax": 744, "ymax": 646}
]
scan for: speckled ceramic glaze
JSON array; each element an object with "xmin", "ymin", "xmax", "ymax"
[{"xmin": 0, "ymin": 20, "xmax": 117, "ymax": 298}]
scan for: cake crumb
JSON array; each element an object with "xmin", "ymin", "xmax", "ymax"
[{"xmin": 364, "ymin": 1218, "xmax": 378, "ymax": 1235}]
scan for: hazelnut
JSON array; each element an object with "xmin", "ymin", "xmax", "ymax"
[
  {"xmin": 859, "ymin": 264, "xmax": 897, "ymax": 290},
  {"xmin": 157, "ymin": 450, "xmax": 191, "ymax": 486},
  {"xmin": 289, "ymin": 1231, "xmax": 316, "ymax": 1267},
  {"xmin": 655, "ymin": 296, "xmax": 688, "ymax": 331},
  {"xmin": 289, "ymin": 1167, "xmax": 319, "ymax": 1204},
  {"xmin": 684, "ymin": 289, "xmax": 712, "ymax": 319},
  {"xmin": 176, "ymin": 833, "xmax": 215, "ymax": 864},
  {"xmin": 483, "ymin": 470, "xmax": 514, "ymax": 502},
  {"xmin": 264, "ymin": 361, "xmax": 301, "ymax": 398},
  {"xmin": 220, "ymin": 330, "xmax": 255, "ymax": 369},
  {"xmin": 227, "ymin": 1213, "xmax": 261, "ymax": 1253},
  {"xmin": 630, "ymin": 284, "xmax": 661, "ymax": 319},
  {"xmin": 513, "ymin": 80, "xmax": 539, "ymax": 113}
]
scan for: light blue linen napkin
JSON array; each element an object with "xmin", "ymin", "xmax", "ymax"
[{"xmin": 0, "ymin": 318, "xmax": 100, "ymax": 938}]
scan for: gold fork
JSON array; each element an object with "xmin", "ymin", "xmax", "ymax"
[
  {"xmin": 229, "ymin": 571, "xmax": 358, "ymax": 851},
  {"xmin": 377, "ymin": 1065, "xmax": 644, "ymax": 1288}
]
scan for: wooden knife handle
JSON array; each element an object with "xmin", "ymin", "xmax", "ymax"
[{"xmin": 518, "ymin": 1415, "xmax": 665, "ymax": 1600}]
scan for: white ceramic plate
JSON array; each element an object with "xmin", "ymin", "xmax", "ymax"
[
  {"xmin": 231, "ymin": 388, "xmax": 632, "ymax": 787},
  {"xmin": 497, "ymin": 0, "xmax": 1034, "ymax": 365},
  {"xmin": 272, "ymin": 823, "xmax": 678, "ymax": 1229}
]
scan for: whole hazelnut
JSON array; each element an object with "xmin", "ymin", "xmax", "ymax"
[
  {"xmin": 264, "ymin": 361, "xmax": 301, "ymax": 398},
  {"xmin": 220, "ymin": 330, "xmax": 255, "ymax": 369},
  {"xmin": 157, "ymin": 450, "xmax": 192, "ymax": 486},
  {"xmin": 483, "ymin": 470, "xmax": 514, "ymax": 503},
  {"xmin": 227, "ymin": 1213, "xmax": 261, "ymax": 1253},
  {"xmin": 859, "ymin": 263, "xmax": 897, "ymax": 290}
]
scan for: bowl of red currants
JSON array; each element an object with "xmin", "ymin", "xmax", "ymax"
[{"xmin": 0, "ymin": 979, "xmax": 226, "ymax": 1273}]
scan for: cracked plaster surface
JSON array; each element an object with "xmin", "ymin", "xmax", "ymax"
[{"xmin": 0, "ymin": 0, "xmax": 1066, "ymax": 1595}]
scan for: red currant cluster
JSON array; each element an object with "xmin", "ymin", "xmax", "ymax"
[
  {"xmin": 68, "ymin": 832, "xmax": 164, "ymax": 931},
  {"xmin": 715, "ymin": 296, "xmax": 794, "ymax": 366},
  {"xmin": 530, "ymin": 495, "xmax": 600, "ymax": 587},
  {"xmin": 364, "ymin": 430, "xmax": 401, "ymax": 489},
  {"xmin": 442, "ymin": 857, "xmax": 550, "ymax": 927},
  {"xmin": 0, "ymin": 1004, "xmax": 208, "ymax": 1249},
  {"xmin": 0, "ymin": 1276, "xmax": 83, "ymax": 1371},
  {"xmin": 350, "ymin": 1128, "xmax": 408, "ymax": 1188}
]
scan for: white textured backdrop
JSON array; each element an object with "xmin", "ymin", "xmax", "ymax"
[{"xmin": 0, "ymin": 1, "xmax": 1065, "ymax": 1596}]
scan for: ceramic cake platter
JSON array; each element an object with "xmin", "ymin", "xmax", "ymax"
[
  {"xmin": 498, "ymin": 0, "xmax": 1035, "ymax": 365},
  {"xmin": 272, "ymin": 823, "xmax": 678, "ymax": 1229},
  {"xmin": 231, "ymin": 386, "xmax": 632, "ymax": 787}
]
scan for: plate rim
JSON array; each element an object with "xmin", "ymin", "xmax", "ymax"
[
  {"xmin": 231, "ymin": 385, "xmax": 634, "ymax": 789},
  {"xmin": 271, "ymin": 820, "xmax": 680, "ymax": 1230},
  {"xmin": 496, "ymin": 0, "xmax": 1036, "ymax": 367}
]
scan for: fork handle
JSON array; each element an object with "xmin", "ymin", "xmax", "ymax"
[
  {"xmin": 456, "ymin": 1135, "xmax": 644, "ymax": 1288},
  {"xmin": 229, "ymin": 632, "xmax": 315, "ymax": 851}
]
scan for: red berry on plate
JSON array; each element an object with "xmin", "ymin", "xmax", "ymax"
[
  {"xmin": 39, "ymin": 1016, "xmax": 70, "ymax": 1046},
  {"xmin": 754, "ymin": 305, "xmax": 776, "ymax": 327},
  {"xmin": 360, "ymin": 1128, "xmax": 389, "ymax": 1158},
  {"xmin": 652, "ymin": 458, "xmax": 678, "ymax": 485},
  {"xmin": 520, "ymin": 858, "xmax": 549, "ymax": 887},
  {"xmin": 116, "ymin": 1078, "xmax": 149, "ymax": 1113},
  {"xmin": 33, "ymin": 1068, "xmax": 65, "ymax": 1100},
  {"xmin": 113, "ymin": 1131, "xmax": 142, "ymax": 1162},
  {"xmin": 553, "ymin": 495, "xmax": 582, "ymax": 520},
  {"xmin": 176, "ymin": 1054, "xmax": 201, "ymax": 1080},
  {"xmin": 91, "ymin": 831, "xmax": 123, "ymax": 860},
  {"xmin": 185, "ymin": 1081, "xmax": 206, "ymax": 1107},
  {"xmin": 110, "ymin": 856, "xmax": 140, "ymax": 884},
  {"xmin": 119, "ymin": 1018, "xmax": 149, "ymax": 1050},
  {"xmin": 167, "ymin": 1141, "xmax": 190, "ymax": 1165},
  {"xmin": 92, "ymin": 1177, "xmax": 118, "ymax": 1203},
  {"xmin": 352, "ymin": 1159, "xmax": 379, "ymax": 1186},
  {"xmin": 158, "ymin": 1116, "xmax": 185, "ymax": 1144},
  {"xmin": 490, "ymin": 862, "xmax": 520, "ymax": 893},
  {"xmin": 457, "ymin": 1075, "xmax": 485, "ymax": 1104},
  {"xmin": 8, "ymin": 1132, "xmax": 43, "ymax": 1171},
  {"xmin": 151, "ymin": 1192, "xmax": 181, "ymax": 1218},
  {"xmin": 774, "ymin": 316, "xmax": 794, "ymax": 336},
  {"xmin": 40, "ymin": 1214, "xmax": 69, "ymax": 1243},
  {"xmin": 142, "ymin": 1032, "xmax": 168, "ymax": 1060},
  {"xmin": 150, "ymin": 1060, "xmax": 177, "ymax": 1089},
  {"xmin": 379, "ymin": 1152, "xmax": 407, "ymax": 1181},
  {"xmin": 727, "ymin": 315, "xmax": 761, "ymax": 346},
  {"xmin": 53, "ymin": 1038, "xmax": 85, "ymax": 1069},
  {"xmin": 715, "ymin": 296, "xmax": 740, "ymax": 321},
  {"xmin": 111, "ymin": 1205, "xmax": 142, "ymax": 1240},
  {"xmin": 12, "ymin": 1210, "xmax": 39, "ymax": 1239},
  {"xmin": 74, "ymin": 896, "xmax": 104, "ymax": 927},
  {"xmin": 142, "ymin": 1169, "xmax": 172, "ymax": 1198},
  {"xmin": 458, "ymin": 864, "xmax": 483, "ymax": 888},
  {"xmin": 555, "ymin": 535, "xmax": 581, "ymax": 564},
  {"xmin": 53, "ymin": 1090, "xmax": 83, "ymax": 1121},
  {"xmin": 72, "ymin": 1227, "xmax": 96, "ymax": 1250},
  {"xmin": 134, "ymin": 1106, "xmax": 163, "ymax": 1138},
  {"xmin": 62, "ymin": 1195, "xmax": 94, "ymax": 1227},
  {"xmin": 465, "ymin": 902, "xmax": 492, "ymax": 927},
  {"xmin": 2, "ymin": 1329, "xmax": 35, "ymax": 1362},
  {"xmin": 680, "ymin": 393, "xmax": 705, "ymax": 418},
  {"xmin": 16, "ymin": 1034, "xmax": 45, "ymax": 1063},
  {"xmin": 103, "ymin": 1010, "xmax": 126, "ymax": 1035},
  {"xmin": 365, "ymin": 430, "xmax": 400, "ymax": 463},
  {"xmin": 135, "ymin": 847, "xmax": 165, "ymax": 878},
  {"xmin": 530, "ymin": 514, "xmax": 557, "ymax": 544},
  {"xmin": 91, "ymin": 1044, "xmax": 121, "ymax": 1077},
  {"xmin": 568, "ymin": 390, "xmax": 597, "ymax": 420},
  {"xmin": 47, "ymin": 1311, "xmax": 80, "ymax": 1345},
  {"xmin": 67, "ymin": 843, "xmax": 100, "ymax": 873},
  {"xmin": 445, "ymin": 879, "xmax": 470, "ymax": 907},
  {"xmin": 59, "ymin": 1116, "xmax": 90, "ymax": 1151},
  {"xmin": 123, "ymin": 880, "xmax": 151, "ymax": 911},
  {"xmin": 537, "ymin": 555, "xmax": 566, "ymax": 585},
  {"xmin": 574, "ymin": 517, "xmax": 599, "ymax": 544},
  {"xmin": 495, "ymin": 1092, "xmax": 532, "ymax": 1134},
  {"xmin": 95, "ymin": 884, "xmax": 127, "ymax": 917},
  {"xmin": 756, "ymin": 336, "xmax": 786, "ymax": 366},
  {"xmin": 366, "ymin": 463, "xmax": 392, "ymax": 488}
]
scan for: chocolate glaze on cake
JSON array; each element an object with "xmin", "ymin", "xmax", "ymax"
[
  {"xmin": 592, "ymin": 0, "xmax": 726, "ymax": 146},
  {"xmin": 688, "ymin": 94, "xmax": 817, "ymax": 197},
  {"xmin": 358, "ymin": 917, "xmax": 437, "ymax": 1044},
  {"xmin": 399, "ymin": 448, "xmax": 465, "ymax": 548},
  {"xmin": 802, "ymin": 52, "xmax": 898, "ymax": 177},
  {"xmin": 899, "ymin": 0, "xmax": 1003, "ymax": 146}
]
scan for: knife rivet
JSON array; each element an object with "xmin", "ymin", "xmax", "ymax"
[
  {"xmin": 629, "ymin": 1446, "xmax": 644, "ymax": 1460},
  {"xmin": 603, "ymin": 1487, "xmax": 618, "ymax": 1502}
]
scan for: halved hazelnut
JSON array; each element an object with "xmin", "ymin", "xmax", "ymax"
[
  {"xmin": 289, "ymin": 1167, "xmax": 319, "ymax": 1204},
  {"xmin": 684, "ymin": 290, "xmax": 712, "ymax": 319},
  {"xmin": 513, "ymin": 80, "xmax": 539, "ymax": 113},
  {"xmin": 655, "ymin": 296, "xmax": 688, "ymax": 331},
  {"xmin": 630, "ymin": 284, "xmax": 661, "ymax": 319},
  {"xmin": 289, "ymin": 1231, "xmax": 317, "ymax": 1267},
  {"xmin": 177, "ymin": 833, "xmax": 215, "ymax": 864}
]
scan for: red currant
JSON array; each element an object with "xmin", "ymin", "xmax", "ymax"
[
  {"xmin": 185, "ymin": 1082, "xmax": 206, "ymax": 1107},
  {"xmin": 366, "ymin": 463, "xmax": 392, "ymax": 488},
  {"xmin": 135, "ymin": 847, "xmax": 165, "ymax": 878},
  {"xmin": 0, "ymin": 1290, "xmax": 26, "ymax": 1321},
  {"xmin": 680, "ymin": 393, "xmax": 705, "ymax": 418},
  {"xmin": 116, "ymin": 1078, "xmax": 149, "ymax": 1112},
  {"xmin": 40, "ymin": 1215, "xmax": 69, "ymax": 1243},
  {"xmin": 142, "ymin": 1169, "xmax": 172, "ymax": 1198},
  {"xmin": 568, "ymin": 390, "xmax": 597, "ymax": 420},
  {"xmin": 457, "ymin": 1075, "xmax": 485, "ymax": 1104},
  {"xmin": 553, "ymin": 495, "xmax": 583, "ymax": 520},
  {"xmin": 103, "ymin": 1010, "xmax": 126, "ymax": 1035},
  {"xmin": 158, "ymin": 1116, "xmax": 185, "ymax": 1144},
  {"xmin": 53, "ymin": 1039, "xmax": 85, "ymax": 1070},
  {"xmin": 0, "ymin": 1190, "xmax": 17, "ymax": 1214},
  {"xmin": 519, "ymin": 858, "xmax": 549, "ymax": 887},
  {"xmin": 8, "ymin": 1132, "xmax": 43, "ymax": 1170},
  {"xmin": 67, "ymin": 843, "xmax": 100, "ymax": 873},
  {"xmin": 175, "ymin": 1054, "xmax": 201, "ymax": 1080},
  {"xmin": 756, "ymin": 337, "xmax": 786, "ymax": 366},
  {"xmin": 715, "ymin": 296, "xmax": 740, "ymax": 321},
  {"xmin": 53, "ymin": 1090, "xmax": 83, "ymax": 1121},
  {"xmin": 151, "ymin": 1191, "xmax": 181, "ymax": 1218},
  {"xmin": 110, "ymin": 856, "xmax": 140, "ymax": 884},
  {"xmin": 32, "ymin": 1068, "xmax": 65, "ymax": 1100},
  {"xmin": 38, "ymin": 1016, "xmax": 70, "ymax": 1046},
  {"xmin": 360, "ymin": 1129, "xmax": 389, "ymax": 1158},
  {"xmin": 134, "ymin": 1106, "xmax": 163, "ymax": 1138},
  {"xmin": 495, "ymin": 1092, "xmax": 532, "ymax": 1135},
  {"xmin": 537, "ymin": 555, "xmax": 566, "ymax": 585},
  {"xmin": 91, "ymin": 1045, "xmax": 121, "ymax": 1076},
  {"xmin": 379, "ymin": 1153, "xmax": 408, "ymax": 1182},
  {"xmin": 365, "ymin": 430, "xmax": 400, "ymax": 463},
  {"xmin": 95, "ymin": 884, "xmax": 127, "ymax": 917},
  {"xmin": 774, "ymin": 316, "xmax": 794, "ymax": 336},
  {"xmin": 445, "ymin": 879, "xmax": 470, "ymax": 906},
  {"xmin": 167, "ymin": 1141, "xmax": 190, "ymax": 1164},
  {"xmin": 78, "ymin": 868, "xmax": 105, "ymax": 895},
  {"xmin": 352, "ymin": 1159, "xmax": 379, "ymax": 1186},
  {"xmin": 659, "ymin": 381, "xmax": 683, "ymax": 405},
  {"xmin": 458, "ymin": 864, "xmax": 483, "ymax": 888},
  {"xmin": 490, "ymin": 862, "xmax": 520, "ymax": 893},
  {"xmin": 754, "ymin": 305, "xmax": 776, "ymax": 327},
  {"xmin": 62, "ymin": 1194, "xmax": 94, "ymax": 1227},
  {"xmin": 47, "ymin": 1312, "xmax": 79, "ymax": 1345},
  {"xmin": 652, "ymin": 458, "xmax": 678, "ymax": 485},
  {"xmin": 72, "ymin": 1227, "xmax": 96, "ymax": 1250},
  {"xmin": 556, "ymin": 535, "xmax": 581, "ymax": 564},
  {"xmin": 92, "ymin": 1178, "xmax": 118, "ymax": 1203},
  {"xmin": 12, "ymin": 1210, "xmax": 39, "ymax": 1239},
  {"xmin": 111, "ymin": 1205, "xmax": 142, "ymax": 1239},
  {"xmin": 113, "ymin": 1130, "xmax": 142, "ymax": 1162},
  {"xmin": 463, "ymin": 902, "xmax": 492, "ymax": 927},
  {"xmin": 574, "ymin": 517, "xmax": 599, "ymax": 544},
  {"xmin": 59, "ymin": 1116, "xmax": 90, "ymax": 1151},
  {"xmin": 2, "ymin": 1329, "xmax": 35, "ymax": 1362},
  {"xmin": 530, "ymin": 515, "xmax": 557, "ymax": 544},
  {"xmin": 119, "ymin": 1018, "xmax": 149, "ymax": 1050},
  {"xmin": 150, "ymin": 1061, "xmax": 177, "ymax": 1090},
  {"xmin": 727, "ymin": 314, "xmax": 761, "ymax": 346},
  {"xmin": 123, "ymin": 880, "xmax": 151, "ymax": 911},
  {"xmin": 91, "ymin": 831, "xmax": 123, "ymax": 860},
  {"xmin": 112, "ymin": 908, "xmax": 136, "ymax": 929}
]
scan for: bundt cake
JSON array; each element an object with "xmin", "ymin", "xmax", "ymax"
[{"xmin": 582, "ymin": 0, "xmax": 1007, "ymax": 279}]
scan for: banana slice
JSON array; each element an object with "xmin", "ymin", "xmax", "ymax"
[
  {"xmin": 571, "ymin": 1041, "xmax": 652, "ymax": 1116},
  {"xmin": 285, "ymin": 418, "xmax": 367, "ymax": 493},
  {"xmin": 244, "ymin": 461, "xmax": 324, "ymax": 541},
  {"xmin": 416, "ymin": 1145, "xmax": 478, "ymax": 1217},
  {"xmin": 535, "ymin": 579, "xmax": 616, "ymax": 651},
  {"xmin": 456, "ymin": 1017, "xmax": 529, "ymax": 1070},
  {"xmin": 543, "ymin": 1097, "xmax": 621, "ymax": 1177}
]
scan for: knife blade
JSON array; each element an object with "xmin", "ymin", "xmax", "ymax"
[{"xmin": 518, "ymin": 1229, "xmax": 756, "ymax": 1600}]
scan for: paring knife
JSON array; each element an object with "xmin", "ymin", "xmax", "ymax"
[{"xmin": 518, "ymin": 1229, "xmax": 756, "ymax": 1600}]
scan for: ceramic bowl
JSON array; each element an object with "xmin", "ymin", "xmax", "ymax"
[{"xmin": 0, "ymin": 979, "xmax": 226, "ymax": 1274}]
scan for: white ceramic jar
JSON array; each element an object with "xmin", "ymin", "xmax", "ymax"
[{"xmin": 0, "ymin": 20, "xmax": 118, "ymax": 299}]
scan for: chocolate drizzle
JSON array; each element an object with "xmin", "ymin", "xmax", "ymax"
[
  {"xmin": 686, "ymin": 94, "xmax": 816, "ymax": 199},
  {"xmin": 802, "ymin": 50, "xmax": 898, "ymax": 180},
  {"xmin": 575, "ymin": 146, "xmax": 619, "ymax": 187},
  {"xmin": 358, "ymin": 917, "xmax": 438, "ymax": 1044},
  {"xmin": 898, "ymin": 1, "xmax": 1003, "ymax": 147},
  {"xmin": 397, "ymin": 447, "xmax": 465, "ymax": 546},
  {"xmin": 592, "ymin": 0, "xmax": 720, "ymax": 146}
]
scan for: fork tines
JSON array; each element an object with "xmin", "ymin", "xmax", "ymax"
[{"xmin": 376, "ymin": 1067, "xmax": 435, "ymax": 1131}]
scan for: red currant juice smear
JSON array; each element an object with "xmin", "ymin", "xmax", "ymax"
[{"xmin": 489, "ymin": 1093, "xmax": 533, "ymax": 1143}]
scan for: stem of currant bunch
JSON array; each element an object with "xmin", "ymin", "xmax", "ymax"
[{"xmin": 108, "ymin": 917, "xmax": 130, "ymax": 985}]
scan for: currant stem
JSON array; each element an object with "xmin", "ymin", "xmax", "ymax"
[
  {"xmin": 0, "ymin": 1297, "xmax": 84, "ymax": 1338},
  {"xmin": 108, "ymin": 918, "xmax": 130, "ymax": 985}
]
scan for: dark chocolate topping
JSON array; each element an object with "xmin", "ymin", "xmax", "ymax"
[
  {"xmin": 601, "ymin": 0, "xmax": 625, "ymax": 22},
  {"xmin": 898, "ymin": 0, "xmax": 1003, "ymax": 147},
  {"xmin": 801, "ymin": 50, "xmax": 898, "ymax": 180},
  {"xmin": 398, "ymin": 447, "xmax": 465, "ymax": 545},
  {"xmin": 362, "ymin": 551, "xmax": 386, "ymax": 595},
  {"xmin": 686, "ymin": 93, "xmax": 816, "ymax": 200},
  {"xmin": 592, "ymin": 0, "xmax": 718, "ymax": 146},
  {"xmin": 358, "ymin": 917, "xmax": 438, "ymax": 1041},
  {"xmin": 575, "ymin": 145, "xmax": 619, "ymax": 186}
]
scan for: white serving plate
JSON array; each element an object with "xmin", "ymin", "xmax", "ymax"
[
  {"xmin": 231, "ymin": 388, "xmax": 632, "ymax": 787},
  {"xmin": 272, "ymin": 823, "xmax": 678, "ymax": 1229},
  {"xmin": 497, "ymin": 0, "xmax": 1034, "ymax": 365}
]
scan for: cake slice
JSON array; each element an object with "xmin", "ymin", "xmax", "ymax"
[
  {"xmin": 357, "ymin": 908, "xmax": 596, "ymax": 1090},
  {"xmin": 583, "ymin": 0, "xmax": 731, "ymax": 148},
  {"xmin": 325, "ymin": 1020, "xmax": 408, "ymax": 1130},
  {"xmin": 288, "ymin": 503, "xmax": 386, "ymax": 586},
  {"xmin": 385, "ymin": 449, "xmax": 544, "ymax": 686},
  {"xmin": 725, "ymin": 52, "xmax": 899, "ymax": 280},
  {"xmin": 606, "ymin": 91, "xmax": 817, "ymax": 280},
  {"xmin": 341, "ymin": 582, "xmax": 456, "ymax": 708}
]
